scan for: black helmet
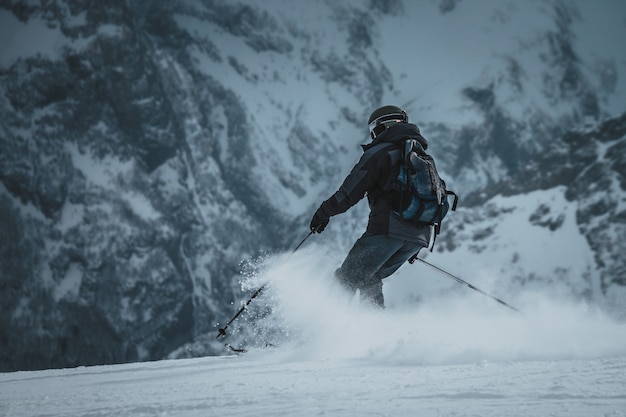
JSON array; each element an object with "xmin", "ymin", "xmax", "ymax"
[{"xmin": 367, "ymin": 105, "xmax": 408, "ymax": 139}]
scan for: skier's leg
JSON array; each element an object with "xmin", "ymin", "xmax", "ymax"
[
  {"xmin": 373, "ymin": 242, "xmax": 424, "ymax": 281},
  {"xmin": 359, "ymin": 280, "xmax": 385, "ymax": 308},
  {"xmin": 335, "ymin": 232, "xmax": 406, "ymax": 307},
  {"xmin": 360, "ymin": 241, "xmax": 424, "ymax": 308}
]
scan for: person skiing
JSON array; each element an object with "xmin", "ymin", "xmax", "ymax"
[{"xmin": 309, "ymin": 105, "xmax": 436, "ymax": 308}]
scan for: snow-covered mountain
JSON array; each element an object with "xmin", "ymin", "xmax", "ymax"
[{"xmin": 0, "ymin": 0, "xmax": 625, "ymax": 371}]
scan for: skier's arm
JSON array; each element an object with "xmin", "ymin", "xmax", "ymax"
[
  {"xmin": 310, "ymin": 167, "xmax": 368, "ymax": 233},
  {"xmin": 319, "ymin": 168, "xmax": 368, "ymax": 217},
  {"xmin": 316, "ymin": 146, "xmax": 387, "ymax": 217}
]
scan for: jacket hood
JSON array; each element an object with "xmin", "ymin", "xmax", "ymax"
[{"xmin": 362, "ymin": 123, "xmax": 428, "ymax": 151}]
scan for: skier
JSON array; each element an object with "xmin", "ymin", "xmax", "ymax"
[{"xmin": 309, "ymin": 105, "xmax": 433, "ymax": 308}]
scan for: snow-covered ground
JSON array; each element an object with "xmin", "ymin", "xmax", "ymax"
[
  {"xmin": 2, "ymin": 354, "xmax": 625, "ymax": 417},
  {"xmin": 3, "ymin": 245, "xmax": 625, "ymax": 417}
]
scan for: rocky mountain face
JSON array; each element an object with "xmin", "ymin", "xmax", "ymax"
[
  {"xmin": 1, "ymin": 0, "xmax": 625, "ymax": 371},
  {"xmin": 422, "ymin": 0, "xmax": 618, "ymax": 192},
  {"xmin": 0, "ymin": 0, "xmax": 393, "ymax": 371},
  {"xmin": 437, "ymin": 112, "xmax": 626, "ymax": 299}
]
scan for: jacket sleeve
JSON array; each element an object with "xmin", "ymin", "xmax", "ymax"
[{"xmin": 320, "ymin": 145, "xmax": 389, "ymax": 217}]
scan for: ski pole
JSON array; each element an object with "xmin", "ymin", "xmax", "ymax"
[
  {"xmin": 409, "ymin": 255, "xmax": 523, "ymax": 315},
  {"xmin": 216, "ymin": 230, "xmax": 316, "ymax": 339}
]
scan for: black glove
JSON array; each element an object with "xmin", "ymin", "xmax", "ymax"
[{"xmin": 310, "ymin": 205, "xmax": 330, "ymax": 233}]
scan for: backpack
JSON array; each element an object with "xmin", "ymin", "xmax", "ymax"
[{"xmin": 389, "ymin": 138, "xmax": 458, "ymax": 250}]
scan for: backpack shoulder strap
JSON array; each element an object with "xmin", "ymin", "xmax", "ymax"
[{"xmin": 446, "ymin": 190, "xmax": 459, "ymax": 211}]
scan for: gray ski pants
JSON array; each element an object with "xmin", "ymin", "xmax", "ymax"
[{"xmin": 335, "ymin": 231, "xmax": 424, "ymax": 308}]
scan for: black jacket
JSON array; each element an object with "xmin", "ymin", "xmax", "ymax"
[{"xmin": 320, "ymin": 123, "xmax": 431, "ymax": 245}]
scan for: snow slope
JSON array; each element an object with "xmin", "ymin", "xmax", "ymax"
[
  {"xmin": 2, "ymin": 227, "xmax": 626, "ymax": 416},
  {"xmin": 1, "ymin": 355, "xmax": 625, "ymax": 417}
]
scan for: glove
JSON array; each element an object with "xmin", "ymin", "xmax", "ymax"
[{"xmin": 310, "ymin": 205, "xmax": 330, "ymax": 233}]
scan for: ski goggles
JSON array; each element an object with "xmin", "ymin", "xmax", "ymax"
[{"xmin": 368, "ymin": 113, "xmax": 407, "ymax": 134}]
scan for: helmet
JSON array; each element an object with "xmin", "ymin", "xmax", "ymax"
[{"xmin": 367, "ymin": 105, "xmax": 408, "ymax": 139}]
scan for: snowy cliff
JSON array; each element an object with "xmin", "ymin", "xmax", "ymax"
[{"xmin": 0, "ymin": 0, "xmax": 625, "ymax": 371}]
